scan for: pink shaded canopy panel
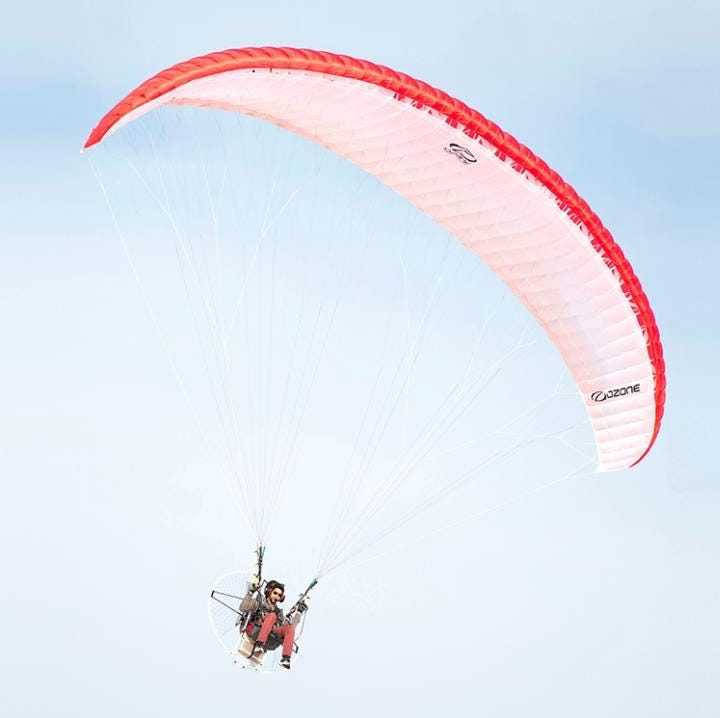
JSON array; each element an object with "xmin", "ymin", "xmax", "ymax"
[{"xmin": 85, "ymin": 47, "xmax": 665, "ymax": 472}]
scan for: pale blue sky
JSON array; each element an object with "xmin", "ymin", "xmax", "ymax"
[{"xmin": 2, "ymin": 1, "xmax": 719, "ymax": 716}]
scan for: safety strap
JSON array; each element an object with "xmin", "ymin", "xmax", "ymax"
[{"xmin": 256, "ymin": 544, "xmax": 266, "ymax": 584}]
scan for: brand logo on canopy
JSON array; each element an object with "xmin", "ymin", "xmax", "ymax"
[
  {"xmin": 444, "ymin": 142, "xmax": 477, "ymax": 164},
  {"xmin": 590, "ymin": 384, "xmax": 641, "ymax": 403}
]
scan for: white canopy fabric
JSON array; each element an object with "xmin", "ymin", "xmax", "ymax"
[{"xmin": 85, "ymin": 47, "xmax": 665, "ymax": 471}]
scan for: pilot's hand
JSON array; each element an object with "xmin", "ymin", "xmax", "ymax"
[
  {"xmin": 249, "ymin": 574, "xmax": 261, "ymax": 591},
  {"xmin": 297, "ymin": 595, "xmax": 311, "ymax": 613}
]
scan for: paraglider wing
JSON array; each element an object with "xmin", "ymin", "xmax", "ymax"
[{"xmin": 85, "ymin": 46, "xmax": 665, "ymax": 471}]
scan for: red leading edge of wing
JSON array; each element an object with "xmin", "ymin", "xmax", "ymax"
[{"xmin": 84, "ymin": 46, "xmax": 665, "ymax": 465}]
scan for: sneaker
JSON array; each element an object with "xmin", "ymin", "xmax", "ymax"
[
  {"xmin": 252, "ymin": 641, "xmax": 265, "ymax": 654},
  {"xmin": 280, "ymin": 655, "xmax": 291, "ymax": 670}
]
